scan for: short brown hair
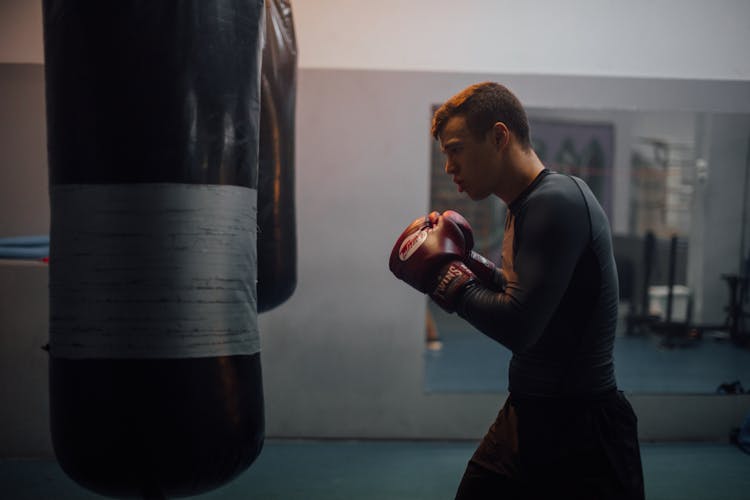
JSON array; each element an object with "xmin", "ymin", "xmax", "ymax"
[{"xmin": 431, "ymin": 82, "xmax": 531, "ymax": 149}]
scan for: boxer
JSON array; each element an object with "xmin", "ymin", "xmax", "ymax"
[{"xmin": 390, "ymin": 82, "xmax": 645, "ymax": 500}]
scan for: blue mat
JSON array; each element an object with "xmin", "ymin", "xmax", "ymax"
[
  {"xmin": 0, "ymin": 235, "xmax": 49, "ymax": 259},
  {"xmin": 1, "ymin": 441, "xmax": 748, "ymax": 499},
  {"xmin": 425, "ymin": 302, "xmax": 750, "ymax": 394}
]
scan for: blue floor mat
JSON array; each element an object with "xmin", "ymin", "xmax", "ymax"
[
  {"xmin": 425, "ymin": 303, "xmax": 750, "ymax": 394},
  {"xmin": 1, "ymin": 441, "xmax": 748, "ymax": 499}
]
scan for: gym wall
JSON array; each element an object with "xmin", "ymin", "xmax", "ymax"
[{"xmin": 2, "ymin": 0, "xmax": 749, "ymax": 457}]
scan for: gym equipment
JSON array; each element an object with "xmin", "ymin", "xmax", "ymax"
[
  {"xmin": 257, "ymin": 0, "xmax": 298, "ymax": 312},
  {"xmin": 625, "ymin": 232, "xmax": 661, "ymax": 335},
  {"xmin": 389, "ymin": 215, "xmax": 475, "ymax": 311},
  {"xmin": 44, "ymin": 2, "xmax": 265, "ymax": 496}
]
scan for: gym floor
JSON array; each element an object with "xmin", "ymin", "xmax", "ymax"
[
  {"xmin": 425, "ymin": 303, "xmax": 750, "ymax": 394},
  {"xmin": 1, "ymin": 440, "xmax": 749, "ymax": 499}
]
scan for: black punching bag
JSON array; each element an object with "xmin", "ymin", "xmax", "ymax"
[
  {"xmin": 257, "ymin": 0, "xmax": 297, "ymax": 312},
  {"xmin": 43, "ymin": 1, "xmax": 265, "ymax": 497}
]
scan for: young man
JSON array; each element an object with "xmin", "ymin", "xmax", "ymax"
[{"xmin": 389, "ymin": 82, "xmax": 645, "ymax": 499}]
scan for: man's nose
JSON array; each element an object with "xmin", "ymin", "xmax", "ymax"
[{"xmin": 444, "ymin": 159, "xmax": 455, "ymax": 175}]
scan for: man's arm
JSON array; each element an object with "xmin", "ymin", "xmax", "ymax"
[{"xmin": 455, "ymin": 187, "xmax": 590, "ymax": 352}]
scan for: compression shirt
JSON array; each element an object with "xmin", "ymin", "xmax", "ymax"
[{"xmin": 456, "ymin": 169, "xmax": 618, "ymax": 397}]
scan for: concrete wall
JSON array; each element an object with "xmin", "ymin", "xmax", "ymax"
[
  {"xmin": 0, "ymin": 64, "xmax": 48, "ymax": 237},
  {"xmin": 0, "ymin": 261, "xmax": 51, "ymax": 458},
  {"xmin": 696, "ymin": 114, "xmax": 750, "ymax": 323}
]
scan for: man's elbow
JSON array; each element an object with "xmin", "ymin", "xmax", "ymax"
[
  {"xmin": 506, "ymin": 323, "xmax": 545, "ymax": 354},
  {"xmin": 473, "ymin": 324, "xmax": 536, "ymax": 353}
]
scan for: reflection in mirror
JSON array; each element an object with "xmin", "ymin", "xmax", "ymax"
[{"xmin": 426, "ymin": 106, "xmax": 750, "ymax": 395}]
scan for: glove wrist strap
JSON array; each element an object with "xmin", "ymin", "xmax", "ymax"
[
  {"xmin": 430, "ymin": 261, "xmax": 475, "ymax": 312},
  {"xmin": 468, "ymin": 250, "xmax": 506, "ymax": 292}
]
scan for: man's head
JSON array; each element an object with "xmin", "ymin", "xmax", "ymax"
[
  {"xmin": 432, "ymin": 82, "xmax": 536, "ymax": 202},
  {"xmin": 431, "ymin": 82, "xmax": 531, "ymax": 149}
]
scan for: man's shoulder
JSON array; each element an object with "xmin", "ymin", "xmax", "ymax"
[
  {"xmin": 515, "ymin": 172, "xmax": 590, "ymax": 241},
  {"xmin": 526, "ymin": 171, "xmax": 586, "ymax": 208}
]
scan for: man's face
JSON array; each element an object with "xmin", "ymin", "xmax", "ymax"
[{"xmin": 438, "ymin": 115, "xmax": 499, "ymax": 201}]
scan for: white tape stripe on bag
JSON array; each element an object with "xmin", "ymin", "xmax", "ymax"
[{"xmin": 49, "ymin": 183, "xmax": 259, "ymax": 359}]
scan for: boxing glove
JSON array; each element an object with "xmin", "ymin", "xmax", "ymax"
[
  {"xmin": 440, "ymin": 210, "xmax": 506, "ymax": 292},
  {"xmin": 389, "ymin": 215, "xmax": 476, "ymax": 311}
]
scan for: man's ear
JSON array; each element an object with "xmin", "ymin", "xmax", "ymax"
[{"xmin": 492, "ymin": 122, "xmax": 510, "ymax": 149}]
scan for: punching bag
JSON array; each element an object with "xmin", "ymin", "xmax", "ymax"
[
  {"xmin": 257, "ymin": 0, "xmax": 297, "ymax": 312},
  {"xmin": 43, "ymin": 1, "xmax": 265, "ymax": 497}
]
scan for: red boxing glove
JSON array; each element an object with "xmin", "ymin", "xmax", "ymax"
[
  {"xmin": 389, "ymin": 214, "xmax": 476, "ymax": 311},
  {"xmin": 440, "ymin": 210, "xmax": 506, "ymax": 292}
]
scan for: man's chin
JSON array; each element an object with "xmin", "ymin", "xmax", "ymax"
[{"xmin": 467, "ymin": 190, "xmax": 490, "ymax": 201}]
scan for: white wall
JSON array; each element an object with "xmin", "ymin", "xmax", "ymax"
[
  {"xmin": 3, "ymin": 0, "xmax": 750, "ymax": 81},
  {"xmin": 0, "ymin": 0, "xmax": 43, "ymax": 64},
  {"xmin": 698, "ymin": 114, "xmax": 750, "ymax": 322},
  {"xmin": 0, "ymin": 64, "xmax": 48, "ymax": 237},
  {"xmin": 261, "ymin": 69, "xmax": 750, "ymax": 441},
  {"xmin": 291, "ymin": 0, "xmax": 750, "ymax": 80},
  {"xmin": 0, "ymin": 261, "xmax": 50, "ymax": 458}
]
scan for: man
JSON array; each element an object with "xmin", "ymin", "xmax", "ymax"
[{"xmin": 389, "ymin": 82, "xmax": 645, "ymax": 499}]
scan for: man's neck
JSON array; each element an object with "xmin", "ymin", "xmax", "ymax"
[{"xmin": 498, "ymin": 149, "xmax": 546, "ymax": 205}]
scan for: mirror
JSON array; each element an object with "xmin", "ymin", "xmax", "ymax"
[{"xmin": 425, "ymin": 106, "xmax": 750, "ymax": 395}]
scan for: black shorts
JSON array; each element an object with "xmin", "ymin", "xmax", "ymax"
[{"xmin": 455, "ymin": 391, "xmax": 645, "ymax": 500}]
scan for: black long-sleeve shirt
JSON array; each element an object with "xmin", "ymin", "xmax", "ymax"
[{"xmin": 456, "ymin": 170, "xmax": 619, "ymax": 397}]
